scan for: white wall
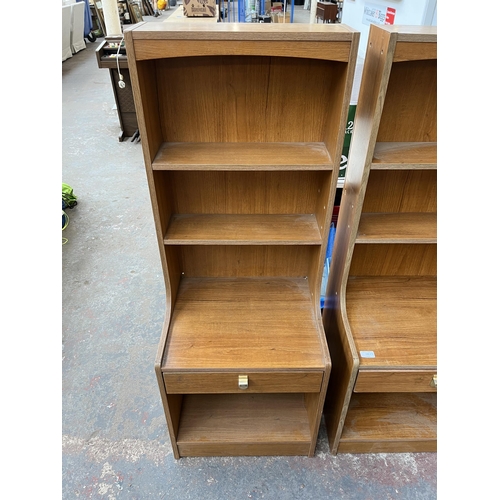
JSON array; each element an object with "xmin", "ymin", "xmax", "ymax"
[{"xmin": 342, "ymin": 0, "xmax": 437, "ymax": 59}]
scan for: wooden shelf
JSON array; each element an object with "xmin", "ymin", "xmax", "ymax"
[
  {"xmin": 152, "ymin": 142, "xmax": 334, "ymax": 171},
  {"xmin": 356, "ymin": 213, "xmax": 436, "ymax": 243},
  {"xmin": 164, "ymin": 214, "xmax": 322, "ymax": 245},
  {"xmin": 176, "ymin": 393, "xmax": 312, "ymax": 457},
  {"xmin": 164, "ymin": 277, "xmax": 324, "ymax": 371},
  {"xmin": 337, "ymin": 393, "xmax": 437, "ymax": 453},
  {"xmin": 346, "ymin": 276, "xmax": 436, "ymax": 370},
  {"xmin": 371, "ymin": 142, "xmax": 437, "ymax": 170},
  {"xmin": 125, "ymin": 22, "xmax": 360, "ymax": 458}
]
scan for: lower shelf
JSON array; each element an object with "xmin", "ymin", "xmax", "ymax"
[
  {"xmin": 163, "ymin": 277, "xmax": 325, "ymax": 371},
  {"xmin": 346, "ymin": 276, "xmax": 437, "ymax": 370},
  {"xmin": 337, "ymin": 392, "xmax": 437, "ymax": 454},
  {"xmin": 175, "ymin": 393, "xmax": 312, "ymax": 457}
]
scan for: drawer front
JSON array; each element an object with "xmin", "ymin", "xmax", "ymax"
[
  {"xmin": 164, "ymin": 371, "xmax": 323, "ymax": 394},
  {"xmin": 354, "ymin": 370, "xmax": 437, "ymax": 393}
]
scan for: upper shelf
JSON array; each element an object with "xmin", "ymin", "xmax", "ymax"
[
  {"xmin": 152, "ymin": 142, "xmax": 335, "ymax": 171},
  {"xmin": 371, "ymin": 142, "xmax": 437, "ymax": 170}
]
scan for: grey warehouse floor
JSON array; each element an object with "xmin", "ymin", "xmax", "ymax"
[{"xmin": 62, "ymin": 7, "xmax": 438, "ymax": 499}]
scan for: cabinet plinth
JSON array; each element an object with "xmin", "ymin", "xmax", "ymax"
[
  {"xmin": 125, "ymin": 23, "xmax": 359, "ymax": 458},
  {"xmin": 322, "ymin": 25, "xmax": 437, "ymax": 454}
]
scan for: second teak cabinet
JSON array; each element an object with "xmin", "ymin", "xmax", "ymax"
[
  {"xmin": 125, "ymin": 23, "xmax": 359, "ymax": 458},
  {"xmin": 322, "ymin": 25, "xmax": 437, "ymax": 454}
]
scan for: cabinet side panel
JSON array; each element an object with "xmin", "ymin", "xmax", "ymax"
[
  {"xmin": 151, "ymin": 173, "xmax": 182, "ymax": 311},
  {"xmin": 322, "ymin": 172, "xmax": 362, "ymax": 454},
  {"xmin": 322, "ymin": 62, "xmax": 350, "ymax": 154},
  {"xmin": 154, "ymin": 319, "xmax": 181, "ymax": 459},
  {"xmin": 309, "ymin": 171, "xmax": 334, "ymax": 304},
  {"xmin": 305, "ymin": 342, "xmax": 331, "ymax": 457},
  {"xmin": 152, "ymin": 170, "xmax": 174, "ymax": 245},
  {"xmin": 322, "ymin": 310, "xmax": 358, "ymax": 454},
  {"xmin": 126, "ymin": 55, "xmax": 163, "ymax": 166},
  {"xmin": 322, "ymin": 26, "xmax": 395, "ymax": 454}
]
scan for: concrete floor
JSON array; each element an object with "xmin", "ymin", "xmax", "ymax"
[{"xmin": 62, "ymin": 8, "xmax": 437, "ymax": 499}]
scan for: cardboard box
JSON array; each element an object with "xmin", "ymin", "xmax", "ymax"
[
  {"xmin": 271, "ymin": 11, "xmax": 290, "ymax": 22},
  {"xmin": 183, "ymin": 0, "xmax": 217, "ymax": 17}
]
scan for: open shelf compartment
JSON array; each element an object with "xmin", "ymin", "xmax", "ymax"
[
  {"xmin": 176, "ymin": 393, "xmax": 313, "ymax": 457},
  {"xmin": 337, "ymin": 392, "xmax": 437, "ymax": 453},
  {"xmin": 154, "ymin": 169, "xmax": 333, "ymax": 247}
]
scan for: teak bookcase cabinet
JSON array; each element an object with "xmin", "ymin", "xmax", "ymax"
[
  {"xmin": 124, "ymin": 23, "xmax": 359, "ymax": 458},
  {"xmin": 322, "ymin": 25, "xmax": 437, "ymax": 454}
]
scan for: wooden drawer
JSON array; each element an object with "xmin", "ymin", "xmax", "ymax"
[
  {"xmin": 354, "ymin": 370, "xmax": 437, "ymax": 393},
  {"xmin": 164, "ymin": 371, "xmax": 323, "ymax": 394}
]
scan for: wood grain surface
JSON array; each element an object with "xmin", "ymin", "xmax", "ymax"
[
  {"xmin": 338, "ymin": 392, "xmax": 437, "ymax": 453},
  {"xmin": 163, "ymin": 277, "xmax": 325, "ymax": 371},
  {"xmin": 176, "ymin": 393, "xmax": 312, "ymax": 456},
  {"xmin": 346, "ymin": 276, "xmax": 436, "ymax": 369}
]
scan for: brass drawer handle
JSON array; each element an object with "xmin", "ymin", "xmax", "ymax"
[
  {"xmin": 238, "ymin": 375, "xmax": 248, "ymax": 390},
  {"xmin": 430, "ymin": 375, "xmax": 437, "ymax": 388}
]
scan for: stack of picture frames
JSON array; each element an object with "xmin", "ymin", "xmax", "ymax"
[
  {"xmin": 92, "ymin": 0, "xmax": 145, "ymax": 37},
  {"xmin": 128, "ymin": 1, "xmax": 144, "ymax": 23},
  {"xmin": 142, "ymin": 0, "xmax": 155, "ymax": 16}
]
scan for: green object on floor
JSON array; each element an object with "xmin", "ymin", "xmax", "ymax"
[{"xmin": 62, "ymin": 183, "xmax": 78, "ymax": 209}]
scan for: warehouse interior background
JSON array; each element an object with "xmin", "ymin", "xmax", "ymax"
[{"xmin": 2, "ymin": 1, "xmax": 498, "ymax": 498}]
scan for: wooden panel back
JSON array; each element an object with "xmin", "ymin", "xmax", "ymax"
[
  {"xmin": 178, "ymin": 245, "xmax": 315, "ymax": 277},
  {"xmin": 161, "ymin": 171, "xmax": 329, "ymax": 215},
  {"xmin": 362, "ymin": 170, "xmax": 437, "ymax": 213},
  {"xmin": 155, "ymin": 56, "xmax": 346, "ymax": 143},
  {"xmin": 377, "ymin": 60, "xmax": 437, "ymax": 142},
  {"xmin": 349, "ymin": 243, "xmax": 436, "ymax": 276}
]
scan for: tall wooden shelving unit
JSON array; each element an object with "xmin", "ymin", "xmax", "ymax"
[
  {"xmin": 322, "ymin": 25, "xmax": 437, "ymax": 454},
  {"xmin": 125, "ymin": 23, "xmax": 359, "ymax": 458}
]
